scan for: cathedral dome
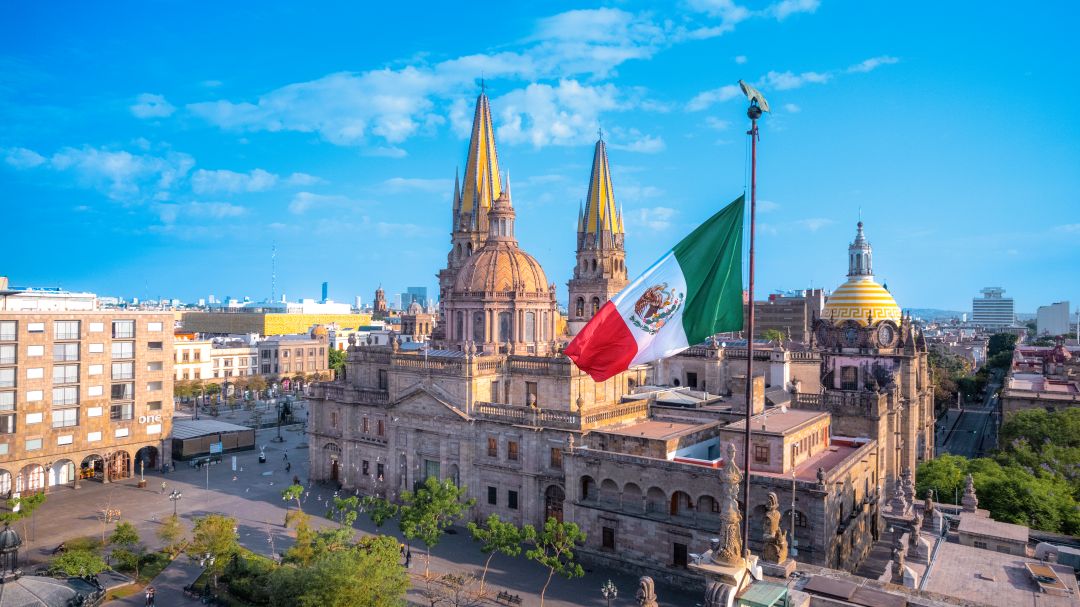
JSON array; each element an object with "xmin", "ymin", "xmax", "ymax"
[
  {"xmin": 454, "ymin": 243, "xmax": 550, "ymax": 295},
  {"xmin": 822, "ymin": 278, "xmax": 902, "ymax": 326}
]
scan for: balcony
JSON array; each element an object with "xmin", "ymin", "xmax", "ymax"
[
  {"xmin": 474, "ymin": 402, "xmax": 581, "ymax": 430},
  {"xmin": 311, "ymin": 383, "xmax": 390, "ymax": 405}
]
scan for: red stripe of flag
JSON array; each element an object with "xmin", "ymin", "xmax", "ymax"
[{"xmin": 564, "ymin": 301, "xmax": 638, "ymax": 382}]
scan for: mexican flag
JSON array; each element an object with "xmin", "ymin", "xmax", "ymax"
[{"xmin": 565, "ymin": 195, "xmax": 745, "ymax": 382}]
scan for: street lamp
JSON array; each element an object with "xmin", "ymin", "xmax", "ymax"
[
  {"xmin": 169, "ymin": 490, "xmax": 183, "ymax": 516},
  {"xmin": 600, "ymin": 579, "xmax": 617, "ymax": 607}
]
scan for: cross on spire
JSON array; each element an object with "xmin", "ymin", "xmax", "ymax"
[{"xmin": 597, "ymin": 126, "xmax": 604, "ymax": 141}]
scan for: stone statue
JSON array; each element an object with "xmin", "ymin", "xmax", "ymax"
[
  {"xmin": 764, "ymin": 527, "xmax": 789, "ymax": 564},
  {"xmin": 391, "ymin": 335, "xmax": 400, "ymax": 353},
  {"xmin": 891, "ymin": 547, "xmax": 906, "ymax": 584},
  {"xmin": 901, "ymin": 468, "xmax": 915, "ymax": 505},
  {"xmin": 527, "ymin": 391, "xmax": 537, "ymax": 408},
  {"xmin": 567, "ymin": 434, "xmax": 575, "ymax": 453},
  {"xmin": 347, "ymin": 333, "xmax": 356, "ymax": 347},
  {"xmin": 912, "ymin": 511, "xmax": 923, "ymax": 533},
  {"xmin": 909, "ymin": 515, "xmax": 923, "ymax": 552},
  {"xmin": 710, "ymin": 443, "xmax": 744, "ymax": 566},
  {"xmin": 816, "ymin": 467, "xmax": 826, "ymax": 488},
  {"xmin": 888, "ymin": 483, "xmax": 907, "ymax": 515},
  {"xmin": 704, "ymin": 581, "xmax": 732, "ymax": 607},
  {"xmin": 635, "ymin": 576, "xmax": 658, "ymax": 607},
  {"xmin": 923, "ymin": 489, "xmax": 935, "ymax": 516},
  {"xmin": 962, "ymin": 473, "xmax": 978, "ymax": 512},
  {"xmin": 762, "ymin": 492, "xmax": 781, "ymax": 538}
]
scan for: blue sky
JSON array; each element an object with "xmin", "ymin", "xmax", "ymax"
[{"xmin": 2, "ymin": 1, "xmax": 1077, "ymax": 313}]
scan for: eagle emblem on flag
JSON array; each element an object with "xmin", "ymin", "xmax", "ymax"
[{"xmin": 629, "ymin": 283, "xmax": 684, "ymax": 335}]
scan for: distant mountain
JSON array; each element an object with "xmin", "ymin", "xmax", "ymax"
[{"xmin": 907, "ymin": 308, "xmax": 965, "ymax": 321}]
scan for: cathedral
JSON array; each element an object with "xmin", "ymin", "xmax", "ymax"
[{"xmin": 307, "ymin": 91, "xmax": 931, "ymax": 584}]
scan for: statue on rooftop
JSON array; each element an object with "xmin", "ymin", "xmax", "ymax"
[
  {"xmin": 923, "ymin": 489, "xmax": 935, "ymax": 516},
  {"xmin": 710, "ymin": 443, "xmax": 743, "ymax": 566},
  {"xmin": 635, "ymin": 576, "xmax": 658, "ymax": 607},
  {"xmin": 962, "ymin": 473, "xmax": 978, "ymax": 512},
  {"xmin": 891, "ymin": 547, "xmax": 907, "ymax": 584}
]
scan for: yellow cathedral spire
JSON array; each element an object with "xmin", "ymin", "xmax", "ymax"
[
  {"xmin": 582, "ymin": 137, "xmax": 622, "ymax": 237},
  {"xmin": 459, "ymin": 92, "xmax": 502, "ymax": 225}
]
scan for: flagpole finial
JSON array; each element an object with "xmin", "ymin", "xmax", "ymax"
[{"xmin": 598, "ymin": 126, "xmax": 603, "ymax": 141}]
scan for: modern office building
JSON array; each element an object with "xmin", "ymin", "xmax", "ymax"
[
  {"xmin": 1037, "ymin": 301, "xmax": 1070, "ymax": 336},
  {"xmin": 747, "ymin": 289, "xmax": 826, "ymax": 343},
  {"xmin": 0, "ymin": 278, "xmax": 174, "ymax": 494},
  {"xmin": 972, "ymin": 287, "xmax": 1014, "ymax": 329}
]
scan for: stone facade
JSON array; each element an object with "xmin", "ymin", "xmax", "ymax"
[{"xmin": 0, "ymin": 311, "xmax": 174, "ymax": 496}]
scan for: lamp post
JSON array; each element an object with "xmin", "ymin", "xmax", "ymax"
[
  {"xmin": 600, "ymin": 579, "xmax": 617, "ymax": 607},
  {"xmin": 169, "ymin": 489, "xmax": 183, "ymax": 517}
]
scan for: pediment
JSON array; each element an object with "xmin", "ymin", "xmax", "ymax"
[{"xmin": 390, "ymin": 384, "xmax": 470, "ymax": 422}]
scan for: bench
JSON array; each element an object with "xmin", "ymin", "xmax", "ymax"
[{"xmin": 496, "ymin": 591, "xmax": 522, "ymax": 605}]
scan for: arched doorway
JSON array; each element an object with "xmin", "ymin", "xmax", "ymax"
[
  {"xmin": 50, "ymin": 460, "xmax": 76, "ymax": 488},
  {"xmin": 80, "ymin": 455, "xmax": 104, "ymax": 482},
  {"xmin": 447, "ymin": 463, "xmax": 460, "ymax": 486},
  {"xmin": 17, "ymin": 464, "xmax": 45, "ymax": 493},
  {"xmin": 324, "ymin": 443, "xmax": 340, "ymax": 483},
  {"xmin": 107, "ymin": 451, "xmax": 131, "ymax": 481},
  {"xmin": 135, "ymin": 446, "xmax": 159, "ymax": 472},
  {"xmin": 0, "ymin": 470, "xmax": 10, "ymax": 498},
  {"xmin": 544, "ymin": 485, "xmax": 565, "ymax": 523}
]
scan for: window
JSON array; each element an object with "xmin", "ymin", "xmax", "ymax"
[
  {"xmin": 112, "ymin": 320, "xmax": 135, "ymax": 339},
  {"xmin": 115, "ymin": 427, "xmax": 129, "ymax": 438},
  {"xmin": 26, "ymin": 390, "xmax": 42, "ymax": 402},
  {"xmin": 487, "ymin": 486, "xmax": 497, "ymax": 505},
  {"xmin": 377, "ymin": 369, "xmax": 388, "ymax": 390},
  {"xmin": 54, "ymin": 342, "xmax": 79, "ymax": 362},
  {"xmin": 296, "ymin": 361, "xmax": 303, "ymax": 372},
  {"xmin": 53, "ymin": 364, "xmax": 79, "ymax": 384},
  {"xmin": 261, "ymin": 350, "xmax": 270, "ymax": 359},
  {"xmin": 110, "ymin": 403, "xmax": 134, "ymax": 420},
  {"xmin": 0, "ymin": 321, "xmax": 15, "ymax": 341},
  {"xmin": 575, "ymin": 297, "xmax": 585, "ymax": 318},
  {"xmin": 498, "ymin": 312, "xmax": 511, "ymax": 342},
  {"xmin": 0, "ymin": 345, "xmax": 14, "ymax": 365},
  {"xmin": 52, "ymin": 386, "xmax": 78, "ymax": 406},
  {"xmin": 0, "ymin": 415, "xmax": 13, "ymax": 434},
  {"xmin": 974, "ymin": 540, "xmax": 987, "ymax": 550},
  {"xmin": 0, "ymin": 369, "xmax": 14, "ymax": 388},
  {"xmin": 840, "ymin": 366, "xmax": 858, "ymax": 391},
  {"xmin": 673, "ymin": 543, "xmax": 688, "ymax": 568},
  {"xmin": 376, "ymin": 463, "xmax": 384, "ymax": 480},
  {"xmin": 222, "ymin": 358, "xmax": 231, "ymax": 367},
  {"xmin": 686, "ymin": 372, "xmax": 698, "ymax": 389},
  {"xmin": 147, "ymin": 322, "xmax": 163, "ymax": 332},
  {"xmin": 602, "ymin": 527, "xmax": 615, "ymax": 550},
  {"xmin": 147, "ymin": 381, "xmax": 163, "ymax": 391},
  {"xmin": 754, "ymin": 445, "xmax": 770, "ymax": 464},
  {"xmin": 550, "ymin": 447, "xmax": 563, "ymax": 469},
  {"xmin": 147, "ymin": 400, "xmax": 162, "ymax": 411},
  {"xmin": 282, "ymin": 350, "xmax": 289, "ymax": 359},
  {"xmin": 148, "ymin": 341, "xmax": 163, "ymax": 351},
  {"xmin": 0, "ymin": 392, "xmax": 13, "ymax": 411},
  {"xmin": 508, "ymin": 490, "xmax": 518, "ymax": 510},
  {"xmin": 308, "ymin": 348, "xmax": 315, "ymax": 357},
  {"xmin": 111, "ymin": 342, "xmax": 134, "ymax": 359},
  {"xmin": 525, "ymin": 382, "xmax": 538, "ymax": 407},
  {"xmin": 508, "ymin": 441, "xmax": 519, "ymax": 461},
  {"xmin": 89, "ymin": 322, "xmax": 103, "ymax": 332},
  {"xmin": 376, "ymin": 420, "xmax": 384, "ymax": 436},
  {"xmin": 26, "ymin": 345, "xmax": 43, "ymax": 357},
  {"xmin": 26, "ymin": 438, "xmax": 42, "ymax": 451},
  {"xmin": 362, "ymin": 460, "xmax": 369, "ymax": 476},
  {"xmin": 54, "ymin": 320, "xmax": 80, "ymax": 340},
  {"xmin": 319, "ymin": 348, "xmax": 325, "ymax": 356},
  {"xmin": 111, "ymin": 383, "xmax": 134, "ymax": 400},
  {"xmin": 261, "ymin": 363, "xmax": 271, "ymax": 374},
  {"xmin": 88, "ymin": 343, "xmax": 103, "ymax": 353},
  {"xmin": 362, "ymin": 417, "xmax": 369, "ymax": 433},
  {"xmin": 487, "ymin": 437, "xmax": 498, "ymax": 457},
  {"xmin": 26, "ymin": 412, "xmax": 42, "ymax": 424},
  {"xmin": 27, "ymin": 367, "xmax": 44, "ymax": 379},
  {"xmin": 52, "ymin": 408, "xmax": 78, "ymax": 428},
  {"xmin": 330, "ymin": 411, "xmax": 338, "ymax": 428},
  {"xmin": 27, "ymin": 322, "xmax": 44, "ymax": 333},
  {"xmin": 147, "ymin": 361, "xmax": 163, "ymax": 371}
]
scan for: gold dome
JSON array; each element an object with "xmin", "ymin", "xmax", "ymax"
[
  {"xmin": 822, "ymin": 278, "xmax": 901, "ymax": 326},
  {"xmin": 454, "ymin": 243, "xmax": 550, "ymax": 294}
]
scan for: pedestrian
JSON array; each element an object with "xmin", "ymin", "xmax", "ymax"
[
  {"xmin": 405, "ymin": 546, "xmax": 412, "ymax": 569},
  {"xmin": 145, "ymin": 585, "xmax": 155, "ymax": 607},
  {"xmin": 160, "ymin": 481, "xmax": 167, "ymax": 495},
  {"xmin": 283, "ymin": 451, "xmax": 288, "ymax": 461},
  {"xmin": 286, "ymin": 461, "xmax": 292, "ymax": 473}
]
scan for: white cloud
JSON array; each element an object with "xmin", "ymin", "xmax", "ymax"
[
  {"xmin": 531, "ymin": 8, "xmax": 666, "ymax": 78},
  {"xmin": 629, "ymin": 206, "xmax": 677, "ymax": 230},
  {"xmin": 610, "ymin": 133, "xmax": 665, "ymax": 154},
  {"xmin": 1055, "ymin": 223, "xmax": 1080, "ymax": 233},
  {"xmin": 783, "ymin": 103, "xmax": 801, "ymax": 113},
  {"xmin": 734, "ymin": 55, "xmax": 748, "ymax": 64},
  {"xmin": 771, "ymin": 0, "xmax": 820, "ymax": 20},
  {"xmin": 3, "ymin": 147, "xmax": 46, "ymax": 169},
  {"xmin": 686, "ymin": 84, "xmax": 741, "ymax": 111},
  {"xmin": 288, "ymin": 191, "xmax": 352, "ymax": 214},
  {"xmin": 285, "ymin": 172, "xmax": 322, "ymax": 186},
  {"xmin": 794, "ymin": 217, "xmax": 833, "ymax": 231},
  {"xmin": 381, "ymin": 177, "xmax": 454, "ymax": 193},
  {"xmin": 130, "ymin": 93, "xmax": 176, "ymax": 119},
  {"xmin": 49, "ymin": 145, "xmax": 194, "ymax": 201},
  {"xmin": 705, "ymin": 117, "xmax": 731, "ymax": 130},
  {"xmin": 757, "ymin": 200, "xmax": 780, "ymax": 212},
  {"xmin": 847, "ymin": 56, "xmax": 900, "ymax": 73},
  {"xmin": 191, "ymin": 168, "xmax": 278, "ymax": 194},
  {"xmin": 495, "ymin": 80, "xmax": 623, "ymax": 148},
  {"xmin": 761, "ymin": 70, "xmax": 832, "ymax": 90},
  {"xmin": 157, "ymin": 201, "xmax": 247, "ymax": 225}
]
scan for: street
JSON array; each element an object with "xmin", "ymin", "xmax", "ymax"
[
  {"xmin": 936, "ymin": 371, "xmax": 1001, "ymax": 459},
  {"xmin": 15, "ymin": 400, "xmax": 698, "ymax": 607}
]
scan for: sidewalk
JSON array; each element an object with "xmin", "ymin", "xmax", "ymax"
[{"xmin": 106, "ymin": 557, "xmax": 205, "ymax": 607}]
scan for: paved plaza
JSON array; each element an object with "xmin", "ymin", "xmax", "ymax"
[{"xmin": 14, "ymin": 400, "xmax": 698, "ymax": 607}]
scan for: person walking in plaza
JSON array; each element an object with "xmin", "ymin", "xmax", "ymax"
[
  {"xmin": 159, "ymin": 481, "xmax": 167, "ymax": 495},
  {"xmin": 145, "ymin": 585, "xmax": 155, "ymax": 606},
  {"xmin": 283, "ymin": 450, "xmax": 288, "ymax": 462},
  {"xmin": 285, "ymin": 461, "xmax": 291, "ymax": 473},
  {"xmin": 405, "ymin": 546, "xmax": 412, "ymax": 569}
]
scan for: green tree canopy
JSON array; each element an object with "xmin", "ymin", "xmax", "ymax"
[
  {"xmin": 188, "ymin": 514, "xmax": 240, "ymax": 586},
  {"xmin": 526, "ymin": 518, "xmax": 586, "ymax": 607},
  {"xmin": 273, "ymin": 536, "xmax": 409, "ymax": 607},
  {"xmin": 328, "ymin": 348, "xmax": 347, "ymax": 377},
  {"xmin": 51, "ymin": 549, "xmax": 108, "ymax": 577},
  {"xmin": 987, "ymin": 333, "xmax": 1018, "ymax": 358},
  {"xmin": 466, "ymin": 514, "xmax": 535, "ymax": 595},
  {"xmin": 399, "ymin": 477, "xmax": 475, "ymax": 576}
]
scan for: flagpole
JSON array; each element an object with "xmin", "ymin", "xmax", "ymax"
[{"xmin": 742, "ymin": 96, "xmax": 763, "ymax": 558}]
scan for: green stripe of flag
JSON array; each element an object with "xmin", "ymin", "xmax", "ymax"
[{"xmin": 671, "ymin": 195, "xmax": 746, "ymax": 344}]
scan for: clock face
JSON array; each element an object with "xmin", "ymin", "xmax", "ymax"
[
  {"xmin": 876, "ymin": 323, "xmax": 896, "ymax": 347},
  {"xmin": 843, "ymin": 325, "xmax": 860, "ymax": 347}
]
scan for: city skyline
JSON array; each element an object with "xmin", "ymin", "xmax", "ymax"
[{"xmin": 2, "ymin": 2, "xmax": 1078, "ymax": 312}]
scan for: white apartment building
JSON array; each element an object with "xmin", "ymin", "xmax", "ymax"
[{"xmin": 972, "ymin": 287, "xmax": 1015, "ymax": 329}]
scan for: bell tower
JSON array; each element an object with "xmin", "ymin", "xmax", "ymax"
[{"xmin": 567, "ymin": 135, "xmax": 627, "ymax": 335}]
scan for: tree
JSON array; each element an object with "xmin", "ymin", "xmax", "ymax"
[
  {"xmin": 158, "ymin": 514, "xmax": 185, "ymax": 557},
  {"xmin": 328, "ymin": 348, "xmax": 347, "ymax": 377},
  {"xmin": 421, "ymin": 572, "xmax": 485, "ymax": 607},
  {"xmin": 761, "ymin": 328, "xmax": 785, "ymax": 343},
  {"xmin": 284, "ymin": 512, "xmax": 318, "ymax": 566},
  {"xmin": 282, "ymin": 484, "xmax": 305, "ymax": 527},
  {"xmin": 110, "ymin": 521, "xmax": 144, "ymax": 578},
  {"xmin": 249, "ymin": 375, "xmax": 268, "ymax": 399},
  {"xmin": 174, "ymin": 380, "xmax": 193, "ymax": 402},
  {"xmin": 466, "ymin": 515, "xmax": 533, "ymax": 595},
  {"xmin": 281, "ymin": 535, "xmax": 410, "ymax": 607},
  {"xmin": 187, "ymin": 514, "xmax": 240, "ymax": 587},
  {"xmin": 915, "ymin": 454, "xmax": 967, "ymax": 504},
  {"xmin": 206, "ymin": 382, "xmax": 222, "ymax": 397},
  {"xmin": 987, "ymin": 333, "xmax": 1018, "ymax": 358},
  {"xmin": 2, "ymin": 492, "xmax": 46, "ymax": 541},
  {"xmin": 362, "ymin": 496, "xmax": 399, "ymax": 530},
  {"xmin": 526, "ymin": 518, "xmax": 585, "ymax": 607},
  {"xmin": 51, "ymin": 549, "xmax": 108, "ymax": 577},
  {"xmin": 398, "ymin": 477, "xmax": 476, "ymax": 577}
]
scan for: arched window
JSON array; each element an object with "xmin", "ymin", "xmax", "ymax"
[
  {"xmin": 581, "ymin": 476, "xmax": 597, "ymax": 501},
  {"xmin": 525, "ymin": 312, "xmax": 536, "ymax": 342},
  {"xmin": 591, "ymin": 297, "xmax": 600, "ymax": 316},
  {"xmin": 498, "ymin": 312, "xmax": 512, "ymax": 343},
  {"xmin": 472, "ymin": 311, "xmax": 485, "ymax": 342},
  {"xmin": 456, "ymin": 243, "xmax": 462, "ymax": 259},
  {"xmin": 591, "ymin": 259, "xmax": 597, "ymax": 272},
  {"xmin": 575, "ymin": 298, "xmax": 585, "ymax": 318},
  {"xmin": 467, "ymin": 243, "xmax": 473, "ymax": 256}
]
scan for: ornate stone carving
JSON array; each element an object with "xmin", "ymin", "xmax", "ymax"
[
  {"xmin": 816, "ymin": 467, "xmax": 826, "ymax": 488},
  {"xmin": 704, "ymin": 581, "xmax": 733, "ymax": 607},
  {"xmin": 891, "ymin": 547, "xmax": 906, "ymax": 584},
  {"xmin": 764, "ymin": 527, "xmax": 789, "ymax": 565},
  {"xmin": 762, "ymin": 492, "xmax": 781, "ymax": 538},
  {"xmin": 635, "ymin": 576, "xmax": 658, "ymax": 607},
  {"xmin": 923, "ymin": 489, "xmax": 935, "ymax": 516},
  {"xmin": 961, "ymin": 473, "xmax": 978, "ymax": 512},
  {"xmin": 888, "ymin": 483, "xmax": 907, "ymax": 515},
  {"xmin": 761, "ymin": 491, "xmax": 788, "ymax": 564},
  {"xmin": 710, "ymin": 443, "xmax": 743, "ymax": 566}
]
